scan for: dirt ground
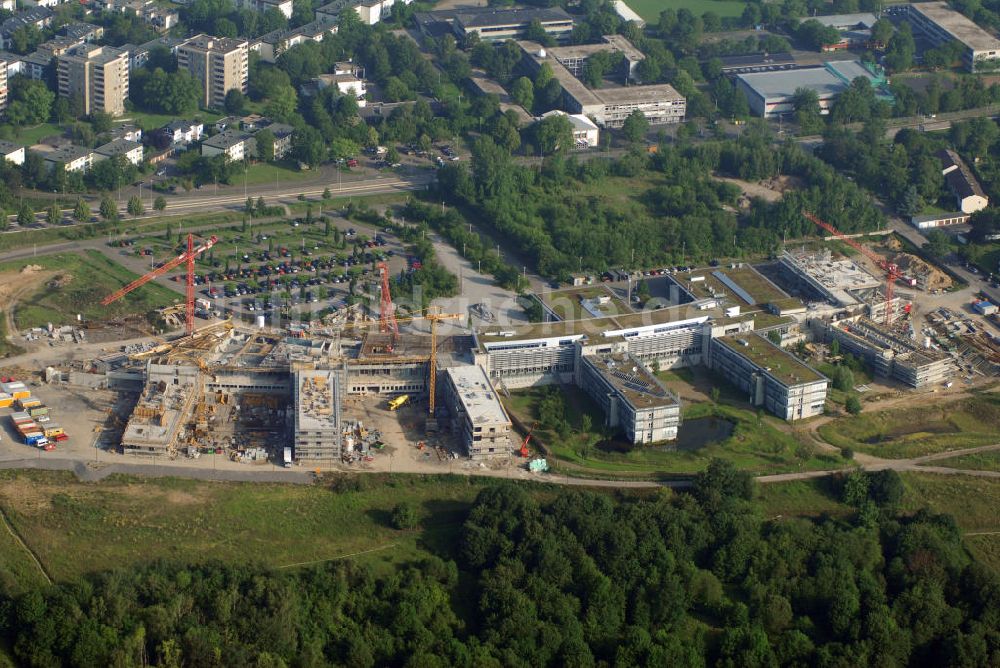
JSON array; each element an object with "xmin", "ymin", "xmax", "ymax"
[
  {"xmin": 338, "ymin": 396, "xmax": 518, "ymax": 476},
  {"xmin": 0, "ymin": 266, "xmax": 55, "ymax": 339},
  {"xmin": 893, "ymin": 252, "xmax": 953, "ymax": 291},
  {"xmin": 713, "ymin": 174, "xmax": 802, "ymax": 205}
]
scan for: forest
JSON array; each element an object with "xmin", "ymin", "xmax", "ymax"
[
  {"xmin": 423, "ymin": 127, "xmax": 885, "ymax": 280},
  {"xmin": 1, "ymin": 463, "xmax": 998, "ymax": 667}
]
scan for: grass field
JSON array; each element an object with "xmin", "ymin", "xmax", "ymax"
[
  {"xmin": 120, "ymin": 110, "xmax": 224, "ymax": 130},
  {"xmin": 240, "ymin": 161, "xmax": 317, "ymax": 187},
  {"xmin": 624, "ymin": 0, "xmax": 748, "ymax": 21},
  {"xmin": 818, "ymin": 394, "xmax": 1000, "ymax": 459},
  {"xmin": 11, "ymin": 123, "xmax": 64, "ymax": 145},
  {"xmin": 0, "ymin": 471, "xmax": 517, "ymax": 582},
  {"xmin": 900, "ymin": 473, "xmax": 1000, "ymax": 572},
  {"xmin": 933, "ymin": 449, "xmax": 1000, "ymax": 472},
  {"xmin": 756, "ymin": 478, "xmax": 850, "ymax": 519},
  {"xmin": 506, "ymin": 386, "xmax": 841, "ymax": 477},
  {"xmin": 0, "ymin": 510, "xmax": 49, "ymax": 596},
  {"xmin": 0, "ymin": 250, "xmax": 178, "ymax": 328}
]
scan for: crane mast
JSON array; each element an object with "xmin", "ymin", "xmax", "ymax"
[{"xmin": 102, "ymin": 233, "xmax": 218, "ymax": 336}]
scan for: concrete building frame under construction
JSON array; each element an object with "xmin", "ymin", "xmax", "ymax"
[
  {"xmin": 293, "ymin": 369, "xmax": 342, "ymax": 460},
  {"xmin": 778, "ymin": 249, "xmax": 908, "ymax": 322},
  {"xmin": 441, "ymin": 365, "xmax": 512, "ymax": 459},
  {"xmin": 121, "ymin": 363, "xmax": 199, "ymax": 456},
  {"xmin": 820, "ymin": 317, "xmax": 954, "ymax": 388}
]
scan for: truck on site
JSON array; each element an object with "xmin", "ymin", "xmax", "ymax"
[
  {"xmin": 283, "ymin": 447, "xmax": 292, "ymax": 468},
  {"xmin": 387, "ymin": 394, "xmax": 410, "ymax": 411},
  {"xmin": 23, "ymin": 432, "xmax": 47, "ymax": 447}
]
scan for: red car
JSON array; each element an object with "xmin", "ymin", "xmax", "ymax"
[{"xmin": 347, "ymin": 158, "xmax": 359, "ymax": 168}]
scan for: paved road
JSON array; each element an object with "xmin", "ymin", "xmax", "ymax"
[{"xmin": 4, "ymin": 171, "xmax": 433, "ymax": 236}]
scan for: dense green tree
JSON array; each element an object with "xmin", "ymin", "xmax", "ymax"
[
  {"xmin": 132, "ymin": 68, "xmax": 201, "ymax": 115},
  {"xmin": 530, "ymin": 113, "xmax": 573, "ymax": 156},
  {"xmin": 885, "ymin": 23, "xmax": 916, "ymax": 72},
  {"xmin": 127, "ymin": 195, "xmax": 144, "ymax": 217},
  {"xmin": 100, "ymin": 195, "xmax": 118, "ymax": 222},
  {"xmin": 224, "ymin": 88, "xmax": 248, "ymax": 115},
  {"xmin": 621, "ymin": 110, "xmax": 649, "ymax": 144},
  {"xmin": 509, "ymin": 76, "xmax": 534, "ymax": 111},
  {"xmin": 390, "ymin": 501, "xmax": 419, "ymax": 529},
  {"xmin": 7, "ymin": 79, "xmax": 54, "ymax": 126},
  {"xmin": 255, "ymin": 129, "xmax": 276, "ymax": 162},
  {"xmin": 292, "ymin": 127, "xmax": 326, "ymax": 167},
  {"xmin": 797, "ymin": 19, "xmax": 843, "ymax": 50},
  {"xmin": 16, "ymin": 202, "xmax": 33, "ymax": 227},
  {"xmin": 73, "ymin": 198, "xmax": 90, "ymax": 223},
  {"xmin": 45, "ymin": 202, "xmax": 61, "ymax": 225},
  {"xmin": 154, "ymin": 195, "xmax": 167, "ymax": 212}
]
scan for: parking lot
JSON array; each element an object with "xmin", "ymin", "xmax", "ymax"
[{"xmin": 112, "ymin": 207, "xmax": 418, "ymax": 325}]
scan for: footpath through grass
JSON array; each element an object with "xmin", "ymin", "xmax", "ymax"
[
  {"xmin": 933, "ymin": 449, "xmax": 1000, "ymax": 472},
  {"xmin": 0, "ymin": 510, "xmax": 48, "ymax": 596},
  {"xmin": 817, "ymin": 394, "xmax": 1000, "ymax": 459},
  {"xmin": 0, "ymin": 470, "xmax": 528, "ymax": 582}
]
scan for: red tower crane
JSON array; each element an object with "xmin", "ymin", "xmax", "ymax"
[
  {"xmin": 518, "ymin": 423, "xmax": 536, "ymax": 458},
  {"xmin": 802, "ymin": 211, "xmax": 902, "ymax": 326},
  {"xmin": 376, "ymin": 260, "xmax": 398, "ymax": 337},
  {"xmin": 102, "ymin": 233, "xmax": 219, "ymax": 336}
]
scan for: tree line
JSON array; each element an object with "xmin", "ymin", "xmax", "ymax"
[{"xmin": 420, "ymin": 128, "xmax": 884, "ymax": 281}]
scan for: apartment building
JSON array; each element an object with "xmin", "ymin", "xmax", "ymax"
[
  {"xmin": 0, "ymin": 140, "xmax": 25, "ymax": 165},
  {"xmin": 201, "ymin": 129, "xmax": 253, "ymax": 161},
  {"xmin": 452, "ymin": 7, "xmax": 574, "ymax": 41},
  {"xmin": 937, "ymin": 148, "xmax": 989, "ymax": 213},
  {"xmin": 95, "ymin": 138, "xmax": 144, "ymax": 166},
  {"xmin": 709, "ymin": 333, "xmax": 828, "ymax": 421},
  {"xmin": 235, "ymin": 0, "xmax": 293, "ymax": 19},
  {"xmin": 519, "ymin": 40, "xmax": 685, "ymax": 127},
  {"xmin": 176, "ymin": 34, "xmax": 248, "ymax": 109},
  {"xmin": 0, "ymin": 55, "xmax": 8, "ymax": 114},
  {"xmin": 57, "ymin": 44, "xmax": 130, "ymax": 116}
]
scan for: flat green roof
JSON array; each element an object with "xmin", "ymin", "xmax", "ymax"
[
  {"xmin": 716, "ymin": 265, "xmax": 789, "ymax": 304},
  {"xmin": 538, "ymin": 285, "xmax": 634, "ymax": 321},
  {"xmin": 717, "ymin": 334, "xmax": 826, "ymax": 386}
]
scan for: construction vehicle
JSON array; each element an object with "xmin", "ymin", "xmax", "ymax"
[
  {"xmin": 518, "ymin": 423, "xmax": 536, "ymax": 458},
  {"xmin": 338, "ymin": 306, "xmax": 461, "ymax": 427},
  {"xmin": 803, "ymin": 212, "xmax": 908, "ymax": 327},
  {"xmin": 388, "ymin": 394, "xmax": 410, "ymax": 411},
  {"xmin": 102, "ymin": 234, "xmax": 219, "ymax": 336}
]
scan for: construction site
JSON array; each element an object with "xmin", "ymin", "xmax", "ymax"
[{"xmin": 4, "ymin": 202, "xmax": 999, "ymax": 472}]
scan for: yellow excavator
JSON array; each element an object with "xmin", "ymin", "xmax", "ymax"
[{"xmin": 387, "ymin": 395, "xmax": 410, "ymax": 411}]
